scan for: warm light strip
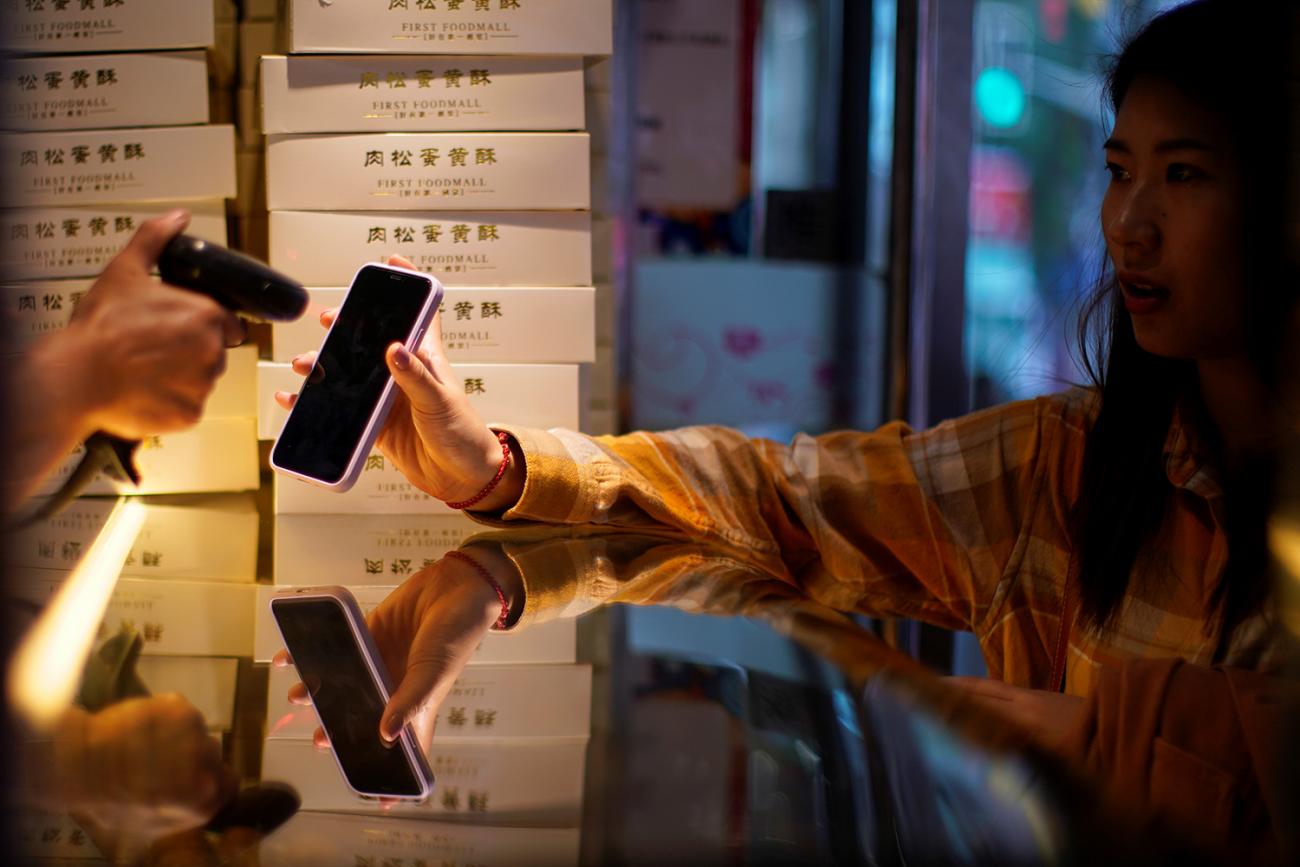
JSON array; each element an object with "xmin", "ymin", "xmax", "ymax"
[
  {"xmin": 1268, "ymin": 518, "xmax": 1300, "ymax": 639},
  {"xmin": 7, "ymin": 498, "xmax": 146, "ymax": 733}
]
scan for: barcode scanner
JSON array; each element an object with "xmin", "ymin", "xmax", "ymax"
[{"xmin": 19, "ymin": 236, "xmax": 309, "ymax": 525}]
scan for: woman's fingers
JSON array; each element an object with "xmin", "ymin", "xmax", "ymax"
[
  {"xmin": 271, "ymin": 650, "xmax": 293, "ymax": 668},
  {"xmin": 320, "ymin": 307, "xmax": 338, "ymax": 328},
  {"xmin": 287, "ymin": 682, "xmax": 311, "ymax": 706},
  {"xmin": 273, "ymin": 390, "xmax": 298, "ymax": 411},
  {"xmin": 290, "ymin": 352, "xmax": 317, "ymax": 375}
]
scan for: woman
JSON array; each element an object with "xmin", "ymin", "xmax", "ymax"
[{"xmin": 278, "ymin": 0, "xmax": 1293, "ymax": 739}]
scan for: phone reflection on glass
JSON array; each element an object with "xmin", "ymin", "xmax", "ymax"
[{"xmin": 270, "ymin": 587, "xmax": 434, "ymax": 800}]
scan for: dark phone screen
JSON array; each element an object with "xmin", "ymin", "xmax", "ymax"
[
  {"xmin": 272, "ymin": 266, "xmax": 433, "ymax": 483},
  {"xmin": 272, "ymin": 597, "xmax": 428, "ymax": 797}
]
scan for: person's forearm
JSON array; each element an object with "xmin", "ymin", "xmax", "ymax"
[{"xmin": 5, "ymin": 330, "xmax": 100, "ymax": 513}]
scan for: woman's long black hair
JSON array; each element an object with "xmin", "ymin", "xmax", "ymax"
[{"xmin": 1072, "ymin": 0, "xmax": 1293, "ymax": 640}]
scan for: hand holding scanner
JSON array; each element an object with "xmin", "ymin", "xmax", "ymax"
[{"xmin": 22, "ymin": 236, "xmax": 308, "ymax": 525}]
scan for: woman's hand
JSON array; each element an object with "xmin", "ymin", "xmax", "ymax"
[
  {"xmin": 273, "ymin": 255, "xmax": 523, "ymax": 512},
  {"xmin": 275, "ymin": 549, "xmax": 519, "ymax": 757},
  {"xmin": 944, "ymin": 676, "xmax": 1086, "ymax": 752}
]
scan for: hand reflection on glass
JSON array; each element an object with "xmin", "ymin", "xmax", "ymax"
[
  {"xmin": 273, "ymin": 545, "xmax": 519, "ymax": 758},
  {"xmin": 20, "ymin": 696, "xmax": 240, "ymax": 862}
]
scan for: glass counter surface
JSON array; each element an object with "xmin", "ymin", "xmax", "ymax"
[{"xmin": 7, "ymin": 526, "xmax": 1274, "ymax": 866}]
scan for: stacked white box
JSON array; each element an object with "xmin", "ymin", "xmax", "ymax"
[
  {"xmin": 270, "ymin": 286, "xmax": 595, "ymax": 363},
  {"xmin": 262, "ymin": 737, "xmax": 587, "ymax": 824},
  {"xmin": 268, "ymin": 210, "xmax": 592, "ymax": 287},
  {"xmin": 265, "ymin": 131, "xmax": 590, "ymax": 211},
  {"xmin": 257, "ymin": 3, "xmax": 609, "ymax": 824},
  {"xmin": 3, "ymin": 51, "xmax": 211, "ymax": 132},
  {"xmin": 254, "ymin": 812, "xmax": 580, "ymax": 867},
  {"xmin": 10, "ymin": 493, "xmax": 258, "ymax": 583},
  {"xmin": 253, "ymin": 586, "xmax": 579, "ymax": 665},
  {"xmin": 0, "ymin": 200, "xmax": 227, "ymax": 281},
  {"xmin": 2, "ymin": 125, "xmax": 235, "ymax": 207},
  {"xmin": 265, "ymin": 664, "xmax": 592, "ymax": 742},
  {"xmin": 285, "ymin": 0, "xmax": 613, "ymax": 56},
  {"xmin": 10, "ymin": 567, "xmax": 256, "ymax": 658},
  {"xmin": 261, "ymin": 55, "xmax": 585, "ymax": 133},
  {"xmin": 1, "ymin": 0, "xmax": 216, "ymax": 54}
]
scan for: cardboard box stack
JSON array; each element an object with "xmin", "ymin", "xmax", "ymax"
[
  {"xmin": 1, "ymin": 0, "xmax": 254, "ymax": 748},
  {"xmin": 245, "ymin": 0, "xmax": 612, "ymax": 834}
]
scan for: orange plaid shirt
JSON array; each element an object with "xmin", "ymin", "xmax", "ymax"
[{"xmin": 498, "ymin": 388, "xmax": 1281, "ymax": 696}]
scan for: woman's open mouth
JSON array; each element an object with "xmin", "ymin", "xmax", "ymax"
[{"xmin": 1119, "ymin": 278, "xmax": 1170, "ymax": 314}]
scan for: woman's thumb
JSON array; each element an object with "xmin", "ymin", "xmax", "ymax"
[
  {"xmin": 379, "ymin": 699, "xmax": 411, "ymax": 744},
  {"xmin": 379, "ymin": 663, "xmax": 445, "ymax": 746},
  {"xmin": 386, "ymin": 342, "xmax": 444, "ymax": 411}
]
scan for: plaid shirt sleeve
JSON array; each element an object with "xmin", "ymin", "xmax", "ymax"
[{"xmin": 493, "ymin": 390, "xmax": 1094, "ymax": 632}]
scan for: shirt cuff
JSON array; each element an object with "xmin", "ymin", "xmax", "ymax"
[{"xmin": 465, "ymin": 425, "xmax": 591, "ymax": 525}]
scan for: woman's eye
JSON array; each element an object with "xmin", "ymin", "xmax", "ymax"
[
  {"xmin": 1167, "ymin": 163, "xmax": 1203, "ymax": 182},
  {"xmin": 1105, "ymin": 162, "xmax": 1130, "ymax": 182}
]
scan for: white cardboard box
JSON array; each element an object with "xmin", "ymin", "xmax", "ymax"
[
  {"xmin": 273, "ymin": 512, "xmax": 480, "ymax": 586},
  {"xmin": 10, "ymin": 493, "xmax": 258, "ymax": 583},
  {"xmin": 255, "ymin": 812, "xmax": 580, "ymax": 867},
  {"xmin": 271, "ymin": 286, "xmax": 595, "ymax": 364},
  {"xmin": 261, "ymin": 55, "xmax": 583, "ymax": 134},
  {"xmin": 1, "ymin": 0, "xmax": 216, "ymax": 54},
  {"xmin": 287, "ymin": 0, "xmax": 611, "ymax": 56},
  {"xmin": 2, "ymin": 51, "xmax": 210, "ymax": 132},
  {"xmin": 266, "ymin": 663, "xmax": 592, "ymax": 742},
  {"xmin": 265, "ymin": 132, "xmax": 589, "ymax": 211},
  {"xmin": 13, "ymin": 811, "xmax": 105, "ymax": 861},
  {"xmin": 34, "ymin": 417, "xmax": 260, "ymax": 498},
  {"xmin": 254, "ymin": 584, "xmax": 578, "ymax": 664},
  {"xmin": 261, "ymin": 737, "xmax": 587, "ymax": 824},
  {"xmin": 0, "ymin": 199, "xmax": 226, "ymax": 283},
  {"xmin": 137, "ymin": 655, "xmax": 240, "ymax": 732},
  {"xmin": 0, "ymin": 277, "xmax": 90, "ymax": 352},
  {"xmin": 268, "ymin": 209, "xmax": 591, "ymax": 288},
  {"xmin": 2, "ymin": 125, "xmax": 236, "ymax": 207},
  {"xmin": 10, "ymin": 569, "xmax": 255, "ymax": 658},
  {"xmin": 0, "ymin": 286, "xmax": 256, "ymax": 415},
  {"xmin": 258, "ymin": 358, "xmax": 579, "ymax": 438}
]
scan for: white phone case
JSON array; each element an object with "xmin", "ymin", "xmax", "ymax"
[
  {"xmin": 270, "ymin": 262, "xmax": 442, "ymax": 492},
  {"xmin": 269, "ymin": 586, "xmax": 434, "ymax": 801}
]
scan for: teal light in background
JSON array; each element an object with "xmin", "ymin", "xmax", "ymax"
[{"xmin": 974, "ymin": 67, "xmax": 1026, "ymax": 129}]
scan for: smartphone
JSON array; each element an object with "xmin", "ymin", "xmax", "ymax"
[
  {"xmin": 270, "ymin": 587, "xmax": 434, "ymax": 801},
  {"xmin": 270, "ymin": 262, "xmax": 442, "ymax": 491}
]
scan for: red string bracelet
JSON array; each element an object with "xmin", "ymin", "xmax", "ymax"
[
  {"xmin": 445, "ymin": 431, "xmax": 512, "ymax": 511},
  {"xmin": 443, "ymin": 550, "xmax": 510, "ymax": 630}
]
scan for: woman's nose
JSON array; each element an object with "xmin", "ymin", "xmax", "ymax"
[{"xmin": 1105, "ymin": 183, "xmax": 1161, "ymax": 254}]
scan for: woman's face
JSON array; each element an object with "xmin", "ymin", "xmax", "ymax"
[{"xmin": 1100, "ymin": 75, "xmax": 1247, "ymax": 361}]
